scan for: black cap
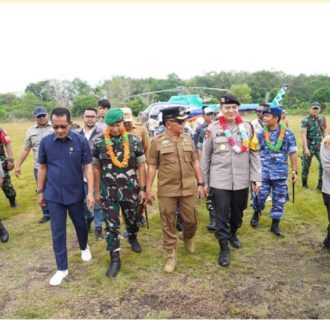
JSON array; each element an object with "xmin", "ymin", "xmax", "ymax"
[
  {"xmin": 161, "ymin": 106, "xmax": 189, "ymax": 125},
  {"xmin": 220, "ymin": 93, "xmax": 240, "ymax": 106}
]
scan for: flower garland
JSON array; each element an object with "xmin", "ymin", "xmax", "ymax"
[
  {"xmin": 263, "ymin": 123, "xmax": 286, "ymax": 152},
  {"xmin": 219, "ymin": 115, "xmax": 249, "ymax": 153},
  {"xmin": 104, "ymin": 128, "xmax": 130, "ymax": 168}
]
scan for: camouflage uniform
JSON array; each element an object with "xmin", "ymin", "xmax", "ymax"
[
  {"xmin": 0, "ymin": 129, "xmax": 16, "ymax": 203},
  {"xmin": 91, "ymin": 134, "xmax": 146, "ymax": 252},
  {"xmin": 197, "ymin": 127, "xmax": 216, "ymax": 230},
  {"xmin": 252, "ymin": 127, "xmax": 297, "ymax": 219},
  {"xmin": 301, "ymin": 115, "xmax": 326, "ymax": 182}
]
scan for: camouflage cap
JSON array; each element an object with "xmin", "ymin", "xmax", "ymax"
[
  {"xmin": 104, "ymin": 108, "xmax": 123, "ymax": 125},
  {"xmin": 311, "ymin": 101, "xmax": 321, "ymax": 109}
]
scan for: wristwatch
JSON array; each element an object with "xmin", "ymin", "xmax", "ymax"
[
  {"xmin": 7, "ymin": 158, "xmax": 14, "ymax": 162},
  {"xmin": 36, "ymin": 188, "xmax": 44, "ymax": 194},
  {"xmin": 140, "ymin": 186, "xmax": 147, "ymax": 192},
  {"xmin": 197, "ymin": 182, "xmax": 205, "ymax": 187},
  {"xmin": 292, "ymin": 170, "xmax": 298, "ymax": 175}
]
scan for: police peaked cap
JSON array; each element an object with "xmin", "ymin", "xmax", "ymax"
[
  {"xmin": 161, "ymin": 106, "xmax": 189, "ymax": 124},
  {"xmin": 263, "ymin": 104, "xmax": 283, "ymax": 118},
  {"xmin": 220, "ymin": 93, "xmax": 240, "ymax": 106}
]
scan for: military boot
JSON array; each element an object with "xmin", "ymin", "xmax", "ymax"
[
  {"xmin": 302, "ymin": 178, "xmax": 309, "ymax": 189},
  {"xmin": 218, "ymin": 240, "xmax": 230, "ymax": 267},
  {"xmin": 250, "ymin": 211, "xmax": 260, "ymax": 228},
  {"xmin": 0, "ymin": 220, "xmax": 9, "ymax": 243},
  {"xmin": 207, "ymin": 209, "xmax": 216, "ymax": 232},
  {"xmin": 184, "ymin": 238, "xmax": 195, "ymax": 253},
  {"xmin": 9, "ymin": 198, "xmax": 18, "ymax": 208},
  {"xmin": 229, "ymin": 230, "xmax": 241, "ymax": 249},
  {"xmin": 270, "ymin": 218, "xmax": 284, "ymax": 237},
  {"xmin": 317, "ymin": 179, "xmax": 322, "ymax": 191},
  {"xmin": 323, "ymin": 233, "xmax": 330, "ymax": 249},
  {"xmin": 106, "ymin": 251, "xmax": 121, "ymax": 277},
  {"xmin": 164, "ymin": 249, "xmax": 177, "ymax": 273},
  {"xmin": 128, "ymin": 234, "xmax": 142, "ymax": 253}
]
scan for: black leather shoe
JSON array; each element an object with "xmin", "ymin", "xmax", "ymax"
[
  {"xmin": 270, "ymin": 219, "xmax": 284, "ymax": 237},
  {"xmin": 39, "ymin": 216, "xmax": 50, "ymax": 224},
  {"xmin": 0, "ymin": 220, "xmax": 9, "ymax": 242},
  {"xmin": 250, "ymin": 211, "xmax": 260, "ymax": 228},
  {"xmin": 229, "ymin": 233, "xmax": 241, "ymax": 249},
  {"xmin": 106, "ymin": 251, "xmax": 121, "ymax": 277},
  {"xmin": 128, "ymin": 234, "xmax": 142, "ymax": 253},
  {"xmin": 218, "ymin": 240, "xmax": 230, "ymax": 267}
]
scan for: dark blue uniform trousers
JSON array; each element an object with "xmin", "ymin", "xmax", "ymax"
[{"xmin": 47, "ymin": 200, "xmax": 88, "ymax": 270}]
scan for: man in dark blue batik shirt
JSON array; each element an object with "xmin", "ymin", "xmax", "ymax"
[{"xmin": 37, "ymin": 107, "xmax": 94, "ymax": 286}]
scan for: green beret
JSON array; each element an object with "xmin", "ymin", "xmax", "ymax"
[{"xmin": 104, "ymin": 108, "xmax": 123, "ymax": 125}]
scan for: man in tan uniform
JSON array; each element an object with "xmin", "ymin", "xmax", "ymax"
[
  {"xmin": 146, "ymin": 106, "xmax": 204, "ymax": 273},
  {"xmin": 122, "ymin": 107, "xmax": 149, "ymax": 227},
  {"xmin": 122, "ymin": 107, "xmax": 149, "ymax": 157},
  {"xmin": 201, "ymin": 93, "xmax": 261, "ymax": 267}
]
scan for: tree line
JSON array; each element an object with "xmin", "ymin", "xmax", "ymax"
[{"xmin": 1, "ymin": 70, "xmax": 330, "ymax": 120}]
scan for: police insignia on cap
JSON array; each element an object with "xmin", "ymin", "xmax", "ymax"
[{"xmin": 220, "ymin": 97, "xmax": 225, "ymax": 103}]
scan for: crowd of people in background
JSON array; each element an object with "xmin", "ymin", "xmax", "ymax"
[{"xmin": 0, "ymin": 94, "xmax": 329, "ymax": 286}]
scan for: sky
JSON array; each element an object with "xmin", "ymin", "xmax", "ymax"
[{"xmin": 0, "ymin": 2, "xmax": 330, "ymax": 94}]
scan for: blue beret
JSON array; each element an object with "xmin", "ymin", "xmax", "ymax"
[{"xmin": 263, "ymin": 105, "xmax": 283, "ymax": 118}]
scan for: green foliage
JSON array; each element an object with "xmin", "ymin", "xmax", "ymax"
[
  {"xmin": 126, "ymin": 97, "xmax": 147, "ymax": 116},
  {"xmin": 72, "ymin": 95, "xmax": 98, "ymax": 118},
  {"xmin": 230, "ymin": 83, "xmax": 252, "ymax": 103},
  {"xmin": 3, "ymin": 71, "xmax": 330, "ymax": 120},
  {"xmin": 312, "ymin": 87, "xmax": 330, "ymax": 103}
]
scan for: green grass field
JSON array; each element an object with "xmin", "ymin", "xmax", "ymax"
[{"xmin": 0, "ymin": 116, "xmax": 329, "ymax": 318}]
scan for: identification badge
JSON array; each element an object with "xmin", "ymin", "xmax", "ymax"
[{"xmin": 219, "ymin": 144, "xmax": 226, "ymax": 151}]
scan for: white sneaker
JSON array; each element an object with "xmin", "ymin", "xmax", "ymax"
[
  {"xmin": 49, "ymin": 270, "xmax": 68, "ymax": 286},
  {"xmin": 81, "ymin": 244, "xmax": 92, "ymax": 261}
]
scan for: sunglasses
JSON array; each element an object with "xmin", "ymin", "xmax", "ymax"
[
  {"xmin": 36, "ymin": 114, "xmax": 47, "ymax": 118},
  {"xmin": 52, "ymin": 124, "xmax": 69, "ymax": 130},
  {"xmin": 169, "ymin": 119, "xmax": 185, "ymax": 125}
]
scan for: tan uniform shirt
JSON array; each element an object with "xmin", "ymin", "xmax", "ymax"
[
  {"xmin": 23, "ymin": 122, "xmax": 54, "ymax": 169},
  {"xmin": 201, "ymin": 121, "xmax": 261, "ymax": 190},
  {"xmin": 130, "ymin": 123, "xmax": 149, "ymax": 155},
  {"xmin": 149, "ymin": 131, "xmax": 197, "ymax": 197}
]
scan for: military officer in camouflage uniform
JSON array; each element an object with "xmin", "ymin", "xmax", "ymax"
[
  {"xmin": 301, "ymin": 102, "xmax": 327, "ymax": 190},
  {"xmin": 0, "ymin": 162, "xmax": 9, "ymax": 242},
  {"xmin": 196, "ymin": 117, "xmax": 217, "ymax": 232},
  {"xmin": 146, "ymin": 106, "xmax": 204, "ymax": 273},
  {"xmin": 0, "ymin": 128, "xmax": 17, "ymax": 208},
  {"xmin": 251, "ymin": 105, "xmax": 298, "ymax": 237},
  {"xmin": 92, "ymin": 108, "xmax": 147, "ymax": 277},
  {"xmin": 122, "ymin": 107, "xmax": 149, "ymax": 227}
]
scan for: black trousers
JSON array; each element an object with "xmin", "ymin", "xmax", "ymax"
[
  {"xmin": 213, "ymin": 188, "xmax": 249, "ymax": 240},
  {"xmin": 322, "ymin": 192, "xmax": 330, "ymax": 235}
]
